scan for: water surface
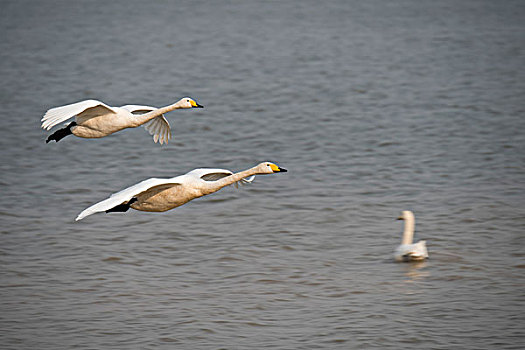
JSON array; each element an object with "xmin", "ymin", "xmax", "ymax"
[{"xmin": 1, "ymin": 1, "xmax": 524, "ymax": 349}]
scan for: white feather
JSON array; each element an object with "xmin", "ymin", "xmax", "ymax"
[
  {"xmin": 394, "ymin": 211, "xmax": 429, "ymax": 262},
  {"xmin": 41, "ymin": 100, "xmax": 116, "ymax": 130},
  {"xmin": 75, "ymin": 177, "xmax": 184, "ymax": 221},
  {"xmin": 76, "ymin": 168, "xmax": 256, "ymax": 221},
  {"xmin": 120, "ymin": 105, "xmax": 171, "ymax": 144},
  {"xmin": 190, "ymin": 168, "xmax": 254, "ymax": 186},
  {"xmin": 41, "ymin": 98, "xmax": 201, "ymax": 144}
]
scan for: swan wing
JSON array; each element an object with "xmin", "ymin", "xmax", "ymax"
[
  {"xmin": 411, "ymin": 240, "xmax": 428, "ymax": 259},
  {"xmin": 144, "ymin": 116, "xmax": 171, "ymax": 145},
  {"xmin": 41, "ymin": 100, "xmax": 117, "ymax": 130},
  {"xmin": 199, "ymin": 169, "xmax": 234, "ymax": 181},
  {"xmin": 75, "ymin": 177, "xmax": 182, "ymax": 221},
  {"xmin": 394, "ymin": 241, "xmax": 428, "ymax": 261},
  {"xmin": 191, "ymin": 168, "xmax": 254, "ymax": 188},
  {"xmin": 120, "ymin": 105, "xmax": 171, "ymax": 144}
]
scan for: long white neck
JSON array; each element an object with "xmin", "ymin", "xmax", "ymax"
[
  {"xmin": 402, "ymin": 213, "xmax": 415, "ymax": 245},
  {"xmin": 203, "ymin": 167, "xmax": 260, "ymax": 194},
  {"xmin": 132, "ymin": 101, "xmax": 186, "ymax": 125}
]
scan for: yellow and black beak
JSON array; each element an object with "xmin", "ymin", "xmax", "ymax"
[
  {"xmin": 191, "ymin": 100, "xmax": 204, "ymax": 108},
  {"xmin": 270, "ymin": 164, "xmax": 287, "ymax": 173}
]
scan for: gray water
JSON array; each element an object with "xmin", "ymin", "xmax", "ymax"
[{"xmin": 1, "ymin": 0, "xmax": 524, "ymax": 349}]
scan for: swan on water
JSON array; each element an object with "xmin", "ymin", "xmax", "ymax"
[
  {"xmin": 41, "ymin": 97, "xmax": 203, "ymax": 144},
  {"xmin": 76, "ymin": 162, "xmax": 287, "ymax": 221},
  {"xmin": 394, "ymin": 210, "xmax": 428, "ymax": 262}
]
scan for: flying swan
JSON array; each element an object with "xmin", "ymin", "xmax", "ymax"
[
  {"xmin": 41, "ymin": 97, "xmax": 203, "ymax": 144},
  {"xmin": 394, "ymin": 210, "xmax": 428, "ymax": 262},
  {"xmin": 76, "ymin": 162, "xmax": 287, "ymax": 221}
]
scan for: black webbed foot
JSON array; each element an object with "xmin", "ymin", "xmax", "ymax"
[
  {"xmin": 46, "ymin": 122, "xmax": 77, "ymax": 143},
  {"xmin": 105, "ymin": 198, "xmax": 138, "ymax": 213}
]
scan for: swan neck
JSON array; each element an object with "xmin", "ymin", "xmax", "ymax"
[
  {"xmin": 402, "ymin": 215, "xmax": 415, "ymax": 245},
  {"xmin": 207, "ymin": 167, "xmax": 258, "ymax": 192},
  {"xmin": 133, "ymin": 102, "xmax": 182, "ymax": 124}
]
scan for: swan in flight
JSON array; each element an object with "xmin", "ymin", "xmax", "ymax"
[
  {"xmin": 76, "ymin": 162, "xmax": 287, "ymax": 221},
  {"xmin": 41, "ymin": 97, "xmax": 203, "ymax": 144},
  {"xmin": 394, "ymin": 210, "xmax": 428, "ymax": 262}
]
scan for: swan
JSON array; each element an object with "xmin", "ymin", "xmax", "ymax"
[
  {"xmin": 394, "ymin": 210, "xmax": 428, "ymax": 262},
  {"xmin": 76, "ymin": 162, "xmax": 287, "ymax": 221},
  {"xmin": 41, "ymin": 97, "xmax": 203, "ymax": 144}
]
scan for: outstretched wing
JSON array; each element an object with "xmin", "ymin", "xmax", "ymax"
[
  {"xmin": 191, "ymin": 168, "xmax": 255, "ymax": 189},
  {"xmin": 75, "ymin": 177, "xmax": 181, "ymax": 221},
  {"xmin": 120, "ymin": 105, "xmax": 171, "ymax": 145},
  {"xmin": 41, "ymin": 100, "xmax": 116, "ymax": 130}
]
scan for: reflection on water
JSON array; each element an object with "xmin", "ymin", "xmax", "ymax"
[{"xmin": 402, "ymin": 261, "xmax": 430, "ymax": 283}]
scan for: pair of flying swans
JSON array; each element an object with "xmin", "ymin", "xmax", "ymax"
[
  {"xmin": 41, "ymin": 97, "xmax": 203, "ymax": 144},
  {"xmin": 41, "ymin": 98, "xmax": 287, "ymax": 221},
  {"xmin": 395, "ymin": 210, "xmax": 428, "ymax": 262}
]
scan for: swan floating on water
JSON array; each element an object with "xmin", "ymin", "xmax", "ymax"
[
  {"xmin": 394, "ymin": 210, "xmax": 428, "ymax": 262},
  {"xmin": 76, "ymin": 162, "xmax": 287, "ymax": 221},
  {"xmin": 41, "ymin": 97, "xmax": 203, "ymax": 144}
]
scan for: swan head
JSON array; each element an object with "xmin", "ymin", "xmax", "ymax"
[
  {"xmin": 397, "ymin": 210, "xmax": 414, "ymax": 221},
  {"xmin": 177, "ymin": 97, "xmax": 204, "ymax": 109},
  {"xmin": 256, "ymin": 162, "xmax": 288, "ymax": 174}
]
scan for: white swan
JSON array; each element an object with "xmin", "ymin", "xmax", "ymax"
[
  {"xmin": 41, "ymin": 97, "xmax": 203, "ymax": 144},
  {"xmin": 394, "ymin": 210, "xmax": 428, "ymax": 262},
  {"xmin": 76, "ymin": 162, "xmax": 287, "ymax": 221}
]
